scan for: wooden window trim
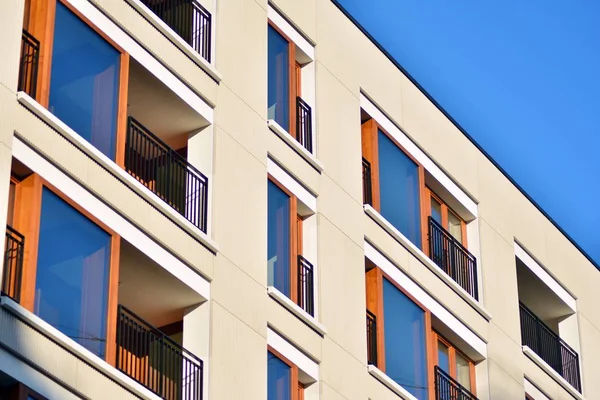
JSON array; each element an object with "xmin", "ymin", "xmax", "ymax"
[
  {"xmin": 268, "ymin": 20, "xmax": 299, "ymax": 140},
  {"xmin": 426, "ymin": 188, "xmax": 468, "ymax": 248},
  {"xmin": 11, "ymin": 173, "xmax": 121, "ymax": 366},
  {"xmin": 361, "ymin": 119, "xmax": 429, "ymax": 252},
  {"xmin": 431, "ymin": 331, "xmax": 477, "ymax": 396},
  {"xmin": 25, "ymin": 0, "xmax": 129, "ymax": 166},
  {"xmin": 366, "ymin": 265, "xmax": 434, "ymax": 399},
  {"xmin": 267, "ymin": 346, "xmax": 302, "ymax": 400},
  {"xmin": 268, "ymin": 175, "xmax": 301, "ymax": 303}
]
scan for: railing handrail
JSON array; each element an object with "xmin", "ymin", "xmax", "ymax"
[
  {"xmin": 429, "ymin": 216, "xmax": 475, "ymax": 260},
  {"xmin": 434, "ymin": 365, "xmax": 478, "ymax": 400},
  {"xmin": 519, "ymin": 302, "xmax": 579, "ymax": 358},
  {"xmin": 297, "ymin": 254, "xmax": 315, "ymax": 316},
  {"xmin": 366, "ymin": 309, "xmax": 377, "ymax": 367},
  {"xmin": 118, "ymin": 304, "xmax": 203, "ymax": 365},
  {"xmin": 22, "ymin": 29, "xmax": 40, "ymax": 48},
  {"xmin": 128, "ymin": 117, "xmax": 208, "ymax": 182},
  {"xmin": 6, "ymin": 225, "xmax": 25, "ymax": 242},
  {"xmin": 296, "ymin": 96, "xmax": 313, "ymax": 153},
  {"xmin": 362, "ymin": 158, "xmax": 372, "ymax": 206}
]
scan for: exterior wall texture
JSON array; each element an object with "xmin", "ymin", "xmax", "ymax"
[{"xmin": 0, "ymin": 0, "xmax": 597, "ymax": 399}]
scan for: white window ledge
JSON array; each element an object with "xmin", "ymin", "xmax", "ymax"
[
  {"xmin": 368, "ymin": 365, "xmax": 418, "ymax": 400},
  {"xmin": 0, "ymin": 296, "xmax": 162, "ymax": 400},
  {"xmin": 123, "ymin": 0, "xmax": 222, "ymax": 83},
  {"xmin": 267, "ymin": 286, "xmax": 327, "ymax": 336},
  {"xmin": 17, "ymin": 92, "xmax": 218, "ymax": 254},
  {"xmin": 364, "ymin": 204, "xmax": 491, "ymax": 321},
  {"xmin": 523, "ymin": 346, "xmax": 585, "ymax": 400},
  {"xmin": 268, "ymin": 119, "xmax": 324, "ymax": 173}
]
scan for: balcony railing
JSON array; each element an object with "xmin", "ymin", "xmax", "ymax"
[
  {"xmin": 18, "ymin": 29, "xmax": 39, "ymax": 98},
  {"xmin": 140, "ymin": 0, "xmax": 212, "ymax": 62},
  {"xmin": 116, "ymin": 305, "xmax": 203, "ymax": 400},
  {"xmin": 434, "ymin": 366, "xmax": 478, "ymax": 400},
  {"xmin": 519, "ymin": 303, "xmax": 581, "ymax": 392},
  {"xmin": 125, "ymin": 117, "xmax": 209, "ymax": 233},
  {"xmin": 428, "ymin": 217, "xmax": 478, "ymax": 300},
  {"xmin": 366, "ymin": 310, "xmax": 377, "ymax": 367},
  {"xmin": 362, "ymin": 158, "xmax": 372, "ymax": 206},
  {"xmin": 2, "ymin": 226, "xmax": 25, "ymax": 303},
  {"xmin": 296, "ymin": 97, "xmax": 313, "ymax": 153},
  {"xmin": 297, "ymin": 255, "xmax": 315, "ymax": 317}
]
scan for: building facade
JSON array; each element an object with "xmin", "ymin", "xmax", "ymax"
[{"xmin": 0, "ymin": 0, "xmax": 597, "ymax": 399}]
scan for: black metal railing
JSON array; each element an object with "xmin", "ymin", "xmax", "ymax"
[
  {"xmin": 116, "ymin": 306, "xmax": 203, "ymax": 400},
  {"xmin": 362, "ymin": 158, "xmax": 372, "ymax": 206},
  {"xmin": 366, "ymin": 310, "xmax": 377, "ymax": 367},
  {"xmin": 125, "ymin": 117, "xmax": 209, "ymax": 233},
  {"xmin": 428, "ymin": 217, "xmax": 478, "ymax": 300},
  {"xmin": 2, "ymin": 226, "xmax": 25, "ymax": 303},
  {"xmin": 296, "ymin": 97, "xmax": 313, "ymax": 153},
  {"xmin": 297, "ymin": 255, "xmax": 314, "ymax": 317},
  {"xmin": 520, "ymin": 303, "xmax": 581, "ymax": 392},
  {"xmin": 434, "ymin": 366, "xmax": 478, "ymax": 400},
  {"xmin": 18, "ymin": 30, "xmax": 39, "ymax": 98},
  {"xmin": 140, "ymin": 0, "xmax": 212, "ymax": 62}
]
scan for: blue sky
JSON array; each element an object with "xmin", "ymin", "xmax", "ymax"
[{"xmin": 336, "ymin": 0, "xmax": 600, "ymax": 266}]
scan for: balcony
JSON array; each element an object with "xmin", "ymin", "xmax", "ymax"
[
  {"xmin": 434, "ymin": 366, "xmax": 478, "ymax": 400},
  {"xmin": 2, "ymin": 226, "xmax": 24, "ymax": 303},
  {"xmin": 125, "ymin": 117, "xmax": 208, "ymax": 232},
  {"xmin": 18, "ymin": 29, "xmax": 39, "ymax": 98},
  {"xmin": 428, "ymin": 217, "xmax": 478, "ymax": 300},
  {"xmin": 366, "ymin": 309, "xmax": 378, "ymax": 367},
  {"xmin": 296, "ymin": 96, "xmax": 313, "ymax": 153},
  {"xmin": 117, "ymin": 305, "xmax": 203, "ymax": 400},
  {"xmin": 362, "ymin": 158, "xmax": 373, "ymax": 206},
  {"xmin": 520, "ymin": 303, "xmax": 581, "ymax": 392},
  {"xmin": 297, "ymin": 255, "xmax": 315, "ymax": 317},
  {"xmin": 139, "ymin": 0, "xmax": 212, "ymax": 62}
]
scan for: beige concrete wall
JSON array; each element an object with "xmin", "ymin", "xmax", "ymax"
[{"xmin": 0, "ymin": 0, "xmax": 598, "ymax": 399}]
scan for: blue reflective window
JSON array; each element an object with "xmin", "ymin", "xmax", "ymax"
[
  {"xmin": 267, "ymin": 181, "xmax": 291, "ymax": 296},
  {"xmin": 35, "ymin": 188, "xmax": 111, "ymax": 358},
  {"xmin": 383, "ymin": 278, "xmax": 428, "ymax": 400},
  {"xmin": 268, "ymin": 351, "xmax": 291, "ymax": 400},
  {"xmin": 268, "ymin": 25, "xmax": 290, "ymax": 131},
  {"xmin": 49, "ymin": 2, "xmax": 120, "ymax": 159},
  {"xmin": 378, "ymin": 130, "xmax": 422, "ymax": 248}
]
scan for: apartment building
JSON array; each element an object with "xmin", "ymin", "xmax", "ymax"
[{"xmin": 0, "ymin": 0, "xmax": 597, "ymax": 399}]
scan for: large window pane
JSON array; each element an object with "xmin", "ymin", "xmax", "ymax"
[
  {"xmin": 268, "ymin": 25, "xmax": 290, "ymax": 131},
  {"xmin": 268, "ymin": 181, "xmax": 291, "ymax": 296},
  {"xmin": 378, "ymin": 130, "xmax": 422, "ymax": 248},
  {"xmin": 49, "ymin": 2, "xmax": 120, "ymax": 159},
  {"xmin": 268, "ymin": 351, "xmax": 291, "ymax": 400},
  {"xmin": 35, "ymin": 188, "xmax": 111, "ymax": 358},
  {"xmin": 383, "ymin": 278, "xmax": 428, "ymax": 400}
]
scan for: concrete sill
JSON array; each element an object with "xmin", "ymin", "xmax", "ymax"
[
  {"xmin": 523, "ymin": 346, "xmax": 585, "ymax": 400},
  {"xmin": 267, "ymin": 286, "xmax": 327, "ymax": 336},
  {"xmin": 368, "ymin": 365, "xmax": 418, "ymax": 400},
  {"xmin": 124, "ymin": 0, "xmax": 222, "ymax": 83},
  {"xmin": 268, "ymin": 119, "xmax": 324, "ymax": 173},
  {"xmin": 17, "ymin": 92, "xmax": 219, "ymax": 254},
  {"xmin": 364, "ymin": 204, "xmax": 491, "ymax": 321},
  {"xmin": 1, "ymin": 296, "xmax": 161, "ymax": 400}
]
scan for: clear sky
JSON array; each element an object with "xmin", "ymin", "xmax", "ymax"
[{"xmin": 336, "ymin": 0, "xmax": 600, "ymax": 266}]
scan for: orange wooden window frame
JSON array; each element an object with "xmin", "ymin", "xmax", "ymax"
[
  {"xmin": 426, "ymin": 189, "xmax": 468, "ymax": 248},
  {"xmin": 365, "ymin": 265, "xmax": 435, "ymax": 399},
  {"xmin": 267, "ymin": 346, "xmax": 304, "ymax": 400},
  {"xmin": 431, "ymin": 331, "xmax": 477, "ymax": 396},
  {"xmin": 24, "ymin": 0, "xmax": 129, "ymax": 167},
  {"xmin": 361, "ymin": 119, "xmax": 429, "ymax": 252},
  {"xmin": 10, "ymin": 173, "xmax": 121, "ymax": 366},
  {"xmin": 268, "ymin": 20, "xmax": 300, "ymax": 140},
  {"xmin": 268, "ymin": 175, "xmax": 304, "ymax": 304}
]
